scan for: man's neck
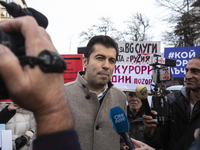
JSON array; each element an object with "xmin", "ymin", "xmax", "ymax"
[
  {"xmin": 88, "ymin": 84, "xmax": 106, "ymax": 95},
  {"xmin": 190, "ymin": 90, "xmax": 200, "ymax": 105},
  {"xmin": 130, "ymin": 108, "xmax": 139, "ymax": 116},
  {"xmin": 82, "ymin": 75, "xmax": 106, "ymax": 95}
]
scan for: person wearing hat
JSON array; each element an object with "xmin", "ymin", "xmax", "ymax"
[{"xmin": 126, "ymin": 90, "xmax": 146, "ymax": 142}]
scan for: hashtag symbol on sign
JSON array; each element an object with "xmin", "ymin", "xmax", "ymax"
[{"xmin": 168, "ymin": 52, "xmax": 174, "ymax": 59}]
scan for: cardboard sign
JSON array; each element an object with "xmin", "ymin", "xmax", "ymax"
[
  {"xmin": 61, "ymin": 55, "xmax": 83, "ymax": 83},
  {"xmin": 0, "ymin": 124, "xmax": 12, "ymax": 150},
  {"xmin": 117, "ymin": 41, "xmax": 160, "ymax": 65},
  {"xmin": 112, "ymin": 41, "xmax": 161, "ymax": 92},
  {"xmin": 0, "ymin": 130, "xmax": 12, "ymax": 150}
]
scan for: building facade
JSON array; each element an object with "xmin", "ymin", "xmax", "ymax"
[{"xmin": 0, "ymin": 0, "xmax": 27, "ymax": 21}]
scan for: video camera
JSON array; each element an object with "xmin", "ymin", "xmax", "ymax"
[
  {"xmin": 149, "ymin": 54, "xmax": 176, "ymax": 125},
  {"xmin": 0, "ymin": 1, "xmax": 48, "ymax": 99}
]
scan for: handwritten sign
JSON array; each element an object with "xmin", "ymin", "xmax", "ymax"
[
  {"xmin": 117, "ymin": 41, "xmax": 160, "ymax": 65},
  {"xmin": 112, "ymin": 41, "xmax": 161, "ymax": 92}
]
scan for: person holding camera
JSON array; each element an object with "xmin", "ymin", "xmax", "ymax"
[
  {"xmin": 143, "ymin": 55, "xmax": 200, "ymax": 150},
  {"xmin": 0, "ymin": 102, "xmax": 36, "ymax": 150},
  {"xmin": 0, "ymin": 16, "xmax": 81, "ymax": 150}
]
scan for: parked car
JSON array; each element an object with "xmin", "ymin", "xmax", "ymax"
[{"xmin": 166, "ymin": 85, "xmax": 183, "ymax": 93}]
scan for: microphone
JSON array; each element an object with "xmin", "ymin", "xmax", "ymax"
[
  {"xmin": 0, "ymin": 1, "xmax": 48, "ymax": 29},
  {"xmin": 135, "ymin": 85, "xmax": 152, "ymax": 116},
  {"xmin": 110, "ymin": 106, "xmax": 135, "ymax": 150}
]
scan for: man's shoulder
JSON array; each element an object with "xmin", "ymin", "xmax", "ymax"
[
  {"xmin": 110, "ymin": 86, "xmax": 126, "ymax": 97},
  {"xmin": 64, "ymin": 81, "xmax": 76, "ymax": 86},
  {"xmin": 64, "ymin": 81, "xmax": 79, "ymax": 91},
  {"xmin": 111, "ymin": 86, "xmax": 125, "ymax": 93},
  {"xmin": 167, "ymin": 90, "xmax": 184, "ymax": 104}
]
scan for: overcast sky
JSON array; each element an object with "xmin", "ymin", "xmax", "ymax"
[{"xmin": 25, "ymin": 0, "xmax": 169, "ymax": 54}]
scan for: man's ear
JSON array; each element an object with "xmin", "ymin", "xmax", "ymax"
[{"xmin": 82, "ymin": 57, "xmax": 87, "ymax": 69}]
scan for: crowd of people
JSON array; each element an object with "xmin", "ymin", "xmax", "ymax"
[
  {"xmin": 0, "ymin": 15, "xmax": 199, "ymax": 150},
  {"xmin": 0, "ymin": 102, "xmax": 35, "ymax": 150}
]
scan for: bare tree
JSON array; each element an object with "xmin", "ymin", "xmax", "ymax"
[
  {"xmin": 124, "ymin": 12, "xmax": 151, "ymax": 41},
  {"xmin": 79, "ymin": 13, "xmax": 152, "ymax": 45},
  {"xmin": 79, "ymin": 17, "xmax": 125, "ymax": 44},
  {"xmin": 97, "ymin": 17, "xmax": 115, "ymax": 35},
  {"xmin": 156, "ymin": 0, "xmax": 200, "ymax": 47},
  {"xmin": 79, "ymin": 25, "xmax": 98, "ymax": 44}
]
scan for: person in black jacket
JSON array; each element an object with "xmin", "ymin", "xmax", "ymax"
[
  {"xmin": 126, "ymin": 91, "xmax": 145, "ymax": 142},
  {"xmin": 143, "ymin": 55, "xmax": 200, "ymax": 150},
  {"xmin": 0, "ymin": 102, "xmax": 19, "ymax": 124}
]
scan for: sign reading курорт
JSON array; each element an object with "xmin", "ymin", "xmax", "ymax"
[{"xmin": 112, "ymin": 41, "xmax": 160, "ymax": 92}]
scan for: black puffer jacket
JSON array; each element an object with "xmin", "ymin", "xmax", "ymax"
[
  {"xmin": 127, "ymin": 105, "xmax": 145, "ymax": 142},
  {"xmin": 0, "ymin": 104, "xmax": 16, "ymax": 124},
  {"xmin": 144, "ymin": 86, "xmax": 200, "ymax": 150}
]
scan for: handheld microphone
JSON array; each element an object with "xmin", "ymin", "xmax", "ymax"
[
  {"xmin": 0, "ymin": 1, "xmax": 48, "ymax": 29},
  {"xmin": 110, "ymin": 106, "xmax": 135, "ymax": 150},
  {"xmin": 135, "ymin": 85, "xmax": 152, "ymax": 116}
]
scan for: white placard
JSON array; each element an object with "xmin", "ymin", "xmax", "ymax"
[
  {"xmin": 0, "ymin": 130, "xmax": 12, "ymax": 150},
  {"xmin": 112, "ymin": 41, "xmax": 161, "ymax": 92}
]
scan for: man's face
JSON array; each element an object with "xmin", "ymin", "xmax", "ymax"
[
  {"xmin": 83, "ymin": 43, "xmax": 116, "ymax": 88},
  {"xmin": 185, "ymin": 58, "xmax": 200, "ymax": 90},
  {"xmin": 127, "ymin": 92, "xmax": 142, "ymax": 111}
]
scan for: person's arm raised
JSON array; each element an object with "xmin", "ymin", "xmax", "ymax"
[{"xmin": 0, "ymin": 16, "xmax": 73, "ymax": 137}]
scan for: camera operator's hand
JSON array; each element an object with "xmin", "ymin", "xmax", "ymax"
[
  {"xmin": 7, "ymin": 103, "xmax": 20, "ymax": 111},
  {"xmin": 0, "ymin": 16, "xmax": 73, "ymax": 137},
  {"xmin": 142, "ymin": 110, "xmax": 157, "ymax": 136},
  {"xmin": 157, "ymin": 90, "xmax": 162, "ymax": 97}
]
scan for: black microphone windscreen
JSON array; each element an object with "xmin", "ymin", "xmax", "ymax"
[
  {"xmin": 0, "ymin": 1, "xmax": 10, "ymax": 8},
  {"xmin": 0, "ymin": 2, "xmax": 48, "ymax": 29},
  {"xmin": 27, "ymin": 8, "xmax": 48, "ymax": 29},
  {"xmin": 0, "ymin": 2, "xmax": 32, "ymax": 17}
]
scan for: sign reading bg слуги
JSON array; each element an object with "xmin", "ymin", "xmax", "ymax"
[{"xmin": 112, "ymin": 41, "xmax": 161, "ymax": 92}]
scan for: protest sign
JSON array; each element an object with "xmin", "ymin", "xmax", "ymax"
[
  {"xmin": 112, "ymin": 41, "xmax": 161, "ymax": 92},
  {"xmin": 61, "ymin": 54, "xmax": 83, "ymax": 83},
  {"xmin": 164, "ymin": 47, "xmax": 200, "ymax": 78},
  {"xmin": 0, "ymin": 124, "xmax": 12, "ymax": 150}
]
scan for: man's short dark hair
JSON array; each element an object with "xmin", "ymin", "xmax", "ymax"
[
  {"xmin": 190, "ymin": 55, "xmax": 200, "ymax": 60},
  {"xmin": 84, "ymin": 35, "xmax": 118, "ymax": 61}
]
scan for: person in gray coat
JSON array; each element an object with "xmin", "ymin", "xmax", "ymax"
[{"xmin": 65, "ymin": 35, "xmax": 127, "ymax": 150}]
